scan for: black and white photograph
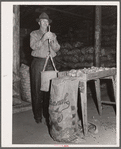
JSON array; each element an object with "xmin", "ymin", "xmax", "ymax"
[{"xmin": 1, "ymin": 1, "xmax": 120, "ymax": 147}]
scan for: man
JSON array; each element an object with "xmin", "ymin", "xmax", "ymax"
[{"xmin": 30, "ymin": 12, "xmax": 60, "ymax": 124}]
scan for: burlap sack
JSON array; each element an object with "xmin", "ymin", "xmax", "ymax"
[
  {"xmin": 19, "ymin": 64, "xmax": 31, "ymax": 103},
  {"xmin": 49, "ymin": 76, "xmax": 84, "ymax": 143}
]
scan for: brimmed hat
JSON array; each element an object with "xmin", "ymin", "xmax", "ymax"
[{"xmin": 36, "ymin": 12, "xmax": 52, "ymax": 24}]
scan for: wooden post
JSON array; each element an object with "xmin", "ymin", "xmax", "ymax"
[
  {"xmin": 13, "ymin": 5, "xmax": 21, "ymax": 105},
  {"xmin": 94, "ymin": 6, "xmax": 101, "ymax": 67},
  {"xmin": 13, "ymin": 5, "xmax": 20, "ymax": 75}
]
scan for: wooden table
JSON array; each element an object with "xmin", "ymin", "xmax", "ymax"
[{"xmin": 58, "ymin": 68, "xmax": 116, "ymax": 135}]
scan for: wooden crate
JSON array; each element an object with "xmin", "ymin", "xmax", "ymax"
[{"xmin": 58, "ymin": 71, "xmax": 68, "ymax": 78}]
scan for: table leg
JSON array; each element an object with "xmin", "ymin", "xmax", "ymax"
[
  {"xmin": 111, "ymin": 75, "xmax": 116, "ymax": 108},
  {"xmin": 111, "ymin": 75, "xmax": 116, "ymax": 99},
  {"xmin": 95, "ymin": 79, "xmax": 102, "ymax": 115},
  {"xmin": 101, "ymin": 75, "xmax": 116, "ymax": 105},
  {"xmin": 79, "ymin": 81, "xmax": 88, "ymax": 135}
]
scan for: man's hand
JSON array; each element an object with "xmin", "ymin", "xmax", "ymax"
[{"xmin": 43, "ymin": 32, "xmax": 55, "ymax": 42}]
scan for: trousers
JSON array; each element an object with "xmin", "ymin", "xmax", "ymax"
[{"xmin": 30, "ymin": 56, "xmax": 55, "ymax": 121}]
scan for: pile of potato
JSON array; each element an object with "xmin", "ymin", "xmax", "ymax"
[
  {"xmin": 55, "ymin": 41, "xmax": 116, "ymax": 71},
  {"xmin": 67, "ymin": 66, "xmax": 115, "ymax": 77}
]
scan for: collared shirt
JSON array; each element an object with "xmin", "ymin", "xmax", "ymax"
[{"xmin": 30, "ymin": 29, "xmax": 60, "ymax": 58}]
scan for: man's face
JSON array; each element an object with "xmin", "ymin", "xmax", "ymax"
[{"xmin": 40, "ymin": 19, "xmax": 49, "ymax": 28}]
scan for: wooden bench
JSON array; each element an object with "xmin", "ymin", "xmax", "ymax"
[{"xmin": 58, "ymin": 68, "xmax": 116, "ymax": 135}]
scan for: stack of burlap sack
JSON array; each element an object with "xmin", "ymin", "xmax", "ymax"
[{"xmin": 55, "ymin": 41, "xmax": 116, "ymax": 70}]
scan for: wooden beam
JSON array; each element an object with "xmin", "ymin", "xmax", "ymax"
[
  {"xmin": 44, "ymin": 6, "xmax": 92, "ymax": 20},
  {"xmin": 94, "ymin": 6, "xmax": 101, "ymax": 67},
  {"xmin": 101, "ymin": 101, "xmax": 116, "ymax": 105}
]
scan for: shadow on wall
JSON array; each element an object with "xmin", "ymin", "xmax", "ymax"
[{"xmin": 20, "ymin": 34, "xmax": 32, "ymax": 66}]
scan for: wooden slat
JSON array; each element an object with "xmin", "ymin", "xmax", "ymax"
[{"xmin": 101, "ymin": 101, "xmax": 116, "ymax": 105}]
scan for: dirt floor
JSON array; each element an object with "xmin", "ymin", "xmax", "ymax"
[{"xmin": 12, "ymin": 84, "xmax": 118, "ymax": 146}]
